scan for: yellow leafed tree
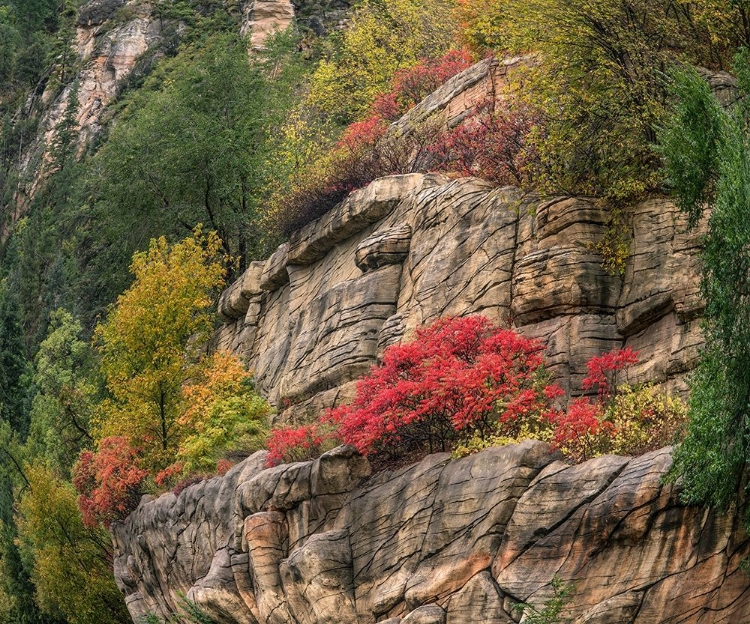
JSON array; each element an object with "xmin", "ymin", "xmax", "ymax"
[{"xmin": 93, "ymin": 230, "xmax": 227, "ymax": 472}]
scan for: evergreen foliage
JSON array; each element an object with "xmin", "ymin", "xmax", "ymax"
[{"xmin": 661, "ymin": 51, "xmax": 750, "ymax": 511}]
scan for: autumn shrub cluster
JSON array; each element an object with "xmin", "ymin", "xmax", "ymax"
[
  {"xmin": 269, "ymin": 49, "xmax": 550, "ymax": 237},
  {"xmin": 266, "ymin": 316, "xmax": 686, "ymax": 467},
  {"xmin": 429, "ymin": 96, "xmax": 540, "ymax": 187},
  {"xmin": 268, "ymin": 50, "xmax": 474, "ymax": 236}
]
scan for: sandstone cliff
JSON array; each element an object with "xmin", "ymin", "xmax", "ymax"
[
  {"xmin": 112, "ymin": 442, "xmax": 750, "ymax": 623},
  {"xmin": 122, "ymin": 54, "xmax": 721, "ymax": 624},
  {"xmin": 215, "ymin": 173, "xmax": 705, "ymax": 424}
]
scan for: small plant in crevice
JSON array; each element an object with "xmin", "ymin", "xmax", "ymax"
[
  {"xmin": 590, "ymin": 208, "xmax": 631, "ymax": 276},
  {"xmin": 514, "ymin": 576, "xmax": 575, "ymax": 624}
]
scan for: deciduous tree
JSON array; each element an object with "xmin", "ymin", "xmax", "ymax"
[{"xmin": 93, "ymin": 230, "xmax": 225, "ymax": 472}]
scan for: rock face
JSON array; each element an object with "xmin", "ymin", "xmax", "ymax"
[
  {"xmin": 213, "ymin": 56, "xmax": 708, "ymax": 421},
  {"xmin": 216, "ymin": 174, "xmax": 704, "ymax": 421},
  {"xmin": 9, "ymin": 0, "xmax": 297, "ymax": 228},
  {"xmin": 112, "ymin": 443, "xmax": 750, "ymax": 623}
]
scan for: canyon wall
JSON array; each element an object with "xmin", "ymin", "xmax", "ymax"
[
  {"xmin": 112, "ymin": 442, "xmax": 750, "ymax": 623},
  {"xmin": 115, "ymin": 49, "xmax": 734, "ymax": 624},
  {"xmin": 9, "ymin": 0, "xmax": 298, "ymax": 226},
  {"xmin": 215, "ymin": 172, "xmax": 705, "ymax": 424}
]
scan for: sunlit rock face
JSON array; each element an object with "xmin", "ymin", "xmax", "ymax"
[{"xmin": 112, "ymin": 442, "xmax": 750, "ymax": 623}]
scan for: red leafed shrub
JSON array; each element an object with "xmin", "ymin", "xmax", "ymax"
[
  {"xmin": 326, "ymin": 316, "xmax": 559, "ymax": 459},
  {"xmin": 430, "ymin": 98, "xmax": 541, "ymax": 186},
  {"xmin": 337, "ymin": 115, "xmax": 388, "ymax": 154},
  {"xmin": 216, "ymin": 459, "xmax": 233, "ymax": 476},
  {"xmin": 544, "ymin": 347, "xmax": 685, "ymax": 462},
  {"xmin": 73, "ymin": 437, "xmax": 148, "ymax": 528},
  {"xmin": 582, "ymin": 347, "xmax": 639, "ymax": 398},
  {"xmin": 272, "ymin": 50, "xmax": 474, "ymax": 237},
  {"xmin": 263, "ymin": 317, "xmax": 682, "ymax": 468},
  {"xmin": 154, "ymin": 462, "xmax": 183, "ymax": 489},
  {"xmin": 266, "ymin": 423, "xmax": 338, "ymax": 467},
  {"xmin": 392, "ymin": 50, "xmax": 474, "ymax": 110},
  {"xmin": 547, "ymin": 397, "xmax": 614, "ymax": 463},
  {"xmin": 370, "ymin": 93, "xmax": 401, "ymax": 122}
]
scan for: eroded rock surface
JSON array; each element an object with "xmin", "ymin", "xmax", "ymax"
[
  {"xmin": 112, "ymin": 443, "xmax": 750, "ymax": 623},
  {"xmin": 217, "ymin": 174, "xmax": 704, "ymax": 419}
]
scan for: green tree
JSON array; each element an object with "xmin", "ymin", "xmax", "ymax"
[
  {"xmin": 15, "ymin": 463, "xmax": 129, "ymax": 624},
  {"xmin": 0, "ymin": 281, "xmax": 30, "ymax": 436},
  {"xmin": 660, "ymin": 52, "xmax": 750, "ymax": 512},
  {"xmin": 26, "ymin": 310, "xmax": 96, "ymax": 478},
  {"xmin": 307, "ymin": 0, "xmax": 459, "ymax": 124},
  {"xmin": 0, "ymin": 422, "xmax": 59, "ymax": 624},
  {"xmin": 88, "ymin": 31, "xmax": 297, "ymax": 277}
]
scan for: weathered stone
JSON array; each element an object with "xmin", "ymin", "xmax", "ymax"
[
  {"xmin": 215, "ymin": 169, "xmax": 705, "ymax": 413},
  {"xmin": 572, "ymin": 591, "xmax": 643, "ymax": 624},
  {"xmin": 283, "ymin": 530, "xmax": 358, "ymax": 623},
  {"xmin": 260, "ymin": 242, "xmax": 290, "ymax": 291},
  {"xmin": 188, "ymin": 548, "xmax": 259, "ymax": 624},
  {"xmin": 240, "ymin": 0, "xmax": 295, "ymax": 50},
  {"xmin": 534, "ymin": 197, "xmax": 607, "ymax": 249},
  {"xmin": 404, "ymin": 442, "xmax": 558, "ymax": 610},
  {"xmin": 278, "ymin": 263, "xmax": 403, "ymax": 403},
  {"xmin": 445, "ymin": 572, "xmax": 512, "ymax": 624},
  {"xmin": 244, "ymin": 512, "xmax": 294, "ymax": 624},
  {"xmin": 113, "ymin": 444, "xmax": 750, "ymax": 624},
  {"xmin": 355, "ymin": 224, "xmax": 412, "ymax": 272},
  {"xmin": 219, "ymin": 262, "xmax": 264, "ymax": 321},
  {"xmin": 287, "ymin": 174, "xmax": 425, "ymax": 266},
  {"xmin": 511, "ymin": 247, "xmax": 621, "ymax": 325},
  {"xmin": 402, "ymin": 604, "xmax": 446, "ymax": 624}
]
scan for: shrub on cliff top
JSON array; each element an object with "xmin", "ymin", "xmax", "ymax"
[
  {"xmin": 267, "ymin": 50, "xmax": 472, "ymax": 236},
  {"xmin": 306, "ymin": 0, "xmax": 461, "ymax": 123}
]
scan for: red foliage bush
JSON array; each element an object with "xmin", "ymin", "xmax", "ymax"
[
  {"xmin": 153, "ymin": 462, "xmax": 183, "ymax": 489},
  {"xmin": 582, "ymin": 347, "xmax": 639, "ymax": 398},
  {"xmin": 547, "ymin": 397, "xmax": 613, "ymax": 462},
  {"xmin": 545, "ymin": 347, "xmax": 641, "ymax": 461},
  {"xmin": 216, "ymin": 459, "xmax": 233, "ymax": 475},
  {"xmin": 275, "ymin": 50, "xmax": 474, "ymax": 237},
  {"xmin": 73, "ymin": 437, "xmax": 148, "ymax": 528},
  {"xmin": 337, "ymin": 115, "xmax": 389, "ymax": 154},
  {"xmin": 172, "ymin": 475, "xmax": 207, "ymax": 496},
  {"xmin": 266, "ymin": 423, "xmax": 335, "ymax": 467},
  {"xmin": 391, "ymin": 50, "xmax": 474, "ymax": 110},
  {"xmin": 326, "ymin": 316, "xmax": 559, "ymax": 458},
  {"xmin": 429, "ymin": 98, "xmax": 540, "ymax": 186}
]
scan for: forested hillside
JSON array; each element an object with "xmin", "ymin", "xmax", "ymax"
[{"xmin": 2, "ymin": 0, "xmax": 750, "ymax": 622}]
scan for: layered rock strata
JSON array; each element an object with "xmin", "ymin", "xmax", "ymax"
[
  {"xmin": 216, "ymin": 174, "xmax": 704, "ymax": 422},
  {"xmin": 112, "ymin": 443, "xmax": 750, "ymax": 623}
]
